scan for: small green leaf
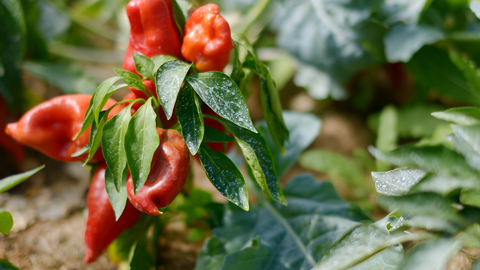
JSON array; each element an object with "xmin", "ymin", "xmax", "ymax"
[
  {"xmin": 186, "ymin": 72, "xmax": 256, "ymax": 133},
  {"xmin": 171, "ymin": 0, "xmax": 186, "ymax": 37},
  {"xmin": 152, "ymin": 55, "xmax": 177, "ymax": 74},
  {"xmin": 397, "ymin": 239, "xmax": 461, "ymax": 270},
  {"xmin": 450, "ymin": 51, "xmax": 480, "ymax": 98},
  {"xmin": 133, "ymin": 53, "xmax": 155, "ymax": 81},
  {"xmin": 223, "ymin": 121, "xmax": 286, "ymax": 205},
  {"xmin": 432, "ymin": 107, "xmax": 480, "ymax": 126},
  {"xmin": 231, "ymin": 42, "xmax": 245, "ymax": 88},
  {"xmin": 156, "ymin": 60, "xmax": 192, "ymax": 120},
  {"xmin": 125, "ymin": 98, "xmax": 159, "ymax": 194},
  {"xmin": 197, "ymin": 144, "xmax": 249, "ymax": 210},
  {"xmin": 0, "ymin": 259, "xmax": 19, "ymax": 270},
  {"xmin": 0, "ymin": 209, "xmax": 14, "ymax": 235},
  {"xmin": 176, "ymin": 83, "xmax": 203, "ymax": 155},
  {"xmin": 105, "ymin": 167, "xmax": 128, "ymax": 221},
  {"xmin": 92, "ymin": 76, "xmax": 122, "ymax": 124},
  {"xmin": 84, "ymin": 111, "xmax": 109, "ymax": 165},
  {"xmin": 103, "ymin": 103, "xmax": 135, "ymax": 191},
  {"xmin": 130, "ymin": 239, "xmax": 155, "ymax": 270},
  {"xmin": 113, "ymin": 68, "xmax": 141, "ymax": 80},
  {"xmin": 0, "ymin": 165, "xmax": 45, "ymax": 193},
  {"xmin": 122, "ymin": 77, "xmax": 150, "ymax": 96},
  {"xmin": 371, "ymin": 168, "xmax": 426, "ymax": 196},
  {"xmin": 71, "ymin": 144, "xmax": 89, "ymax": 158},
  {"xmin": 203, "ymin": 126, "xmax": 235, "ymax": 143},
  {"xmin": 460, "ymin": 188, "xmax": 480, "ymax": 208}
]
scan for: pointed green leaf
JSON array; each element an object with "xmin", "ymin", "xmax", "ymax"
[
  {"xmin": 156, "ymin": 60, "xmax": 192, "ymax": 119},
  {"xmin": 0, "ymin": 165, "xmax": 45, "ymax": 193},
  {"xmin": 371, "ymin": 168, "xmax": 426, "ymax": 196},
  {"xmin": 0, "ymin": 209, "xmax": 14, "ymax": 235},
  {"xmin": 258, "ymin": 63, "xmax": 289, "ymax": 151},
  {"xmin": 432, "ymin": 107, "xmax": 480, "ymax": 126},
  {"xmin": 203, "ymin": 125, "xmax": 235, "ymax": 143},
  {"xmin": 70, "ymin": 144, "xmax": 90, "ymax": 158},
  {"xmin": 152, "ymin": 55, "xmax": 177, "ymax": 74},
  {"xmin": 133, "ymin": 53, "xmax": 155, "ymax": 81},
  {"xmin": 125, "ymin": 98, "xmax": 159, "ymax": 194},
  {"xmin": 75, "ymin": 83, "xmax": 127, "ymax": 139},
  {"xmin": 398, "ymin": 239, "xmax": 461, "ymax": 270},
  {"xmin": 103, "ymin": 103, "xmax": 135, "ymax": 191},
  {"xmin": 92, "ymin": 76, "xmax": 122, "ymax": 124},
  {"xmin": 105, "ymin": 167, "xmax": 128, "ymax": 221},
  {"xmin": 84, "ymin": 110, "xmax": 109, "ymax": 165},
  {"xmin": 197, "ymin": 144, "xmax": 249, "ymax": 210},
  {"xmin": 223, "ymin": 120, "xmax": 286, "ymax": 205},
  {"xmin": 176, "ymin": 82, "xmax": 203, "ymax": 155},
  {"xmin": 113, "ymin": 68, "xmax": 141, "ymax": 80},
  {"xmin": 171, "ymin": 0, "xmax": 186, "ymax": 37},
  {"xmin": 186, "ymin": 72, "xmax": 256, "ymax": 133}
]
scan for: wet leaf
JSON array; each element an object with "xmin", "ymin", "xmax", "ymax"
[
  {"xmin": 371, "ymin": 168, "xmax": 426, "ymax": 196},
  {"xmin": 176, "ymin": 82, "xmax": 203, "ymax": 155},
  {"xmin": 156, "ymin": 60, "xmax": 191, "ymax": 120}
]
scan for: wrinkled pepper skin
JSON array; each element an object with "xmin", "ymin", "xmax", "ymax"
[
  {"xmin": 123, "ymin": 0, "xmax": 183, "ymax": 75},
  {"xmin": 84, "ymin": 163, "xmax": 142, "ymax": 263},
  {"xmin": 5, "ymin": 94, "xmax": 122, "ymax": 162},
  {"xmin": 181, "ymin": 4, "xmax": 233, "ymax": 72},
  {"xmin": 127, "ymin": 128, "xmax": 190, "ymax": 215},
  {"xmin": 0, "ymin": 98, "xmax": 24, "ymax": 164}
]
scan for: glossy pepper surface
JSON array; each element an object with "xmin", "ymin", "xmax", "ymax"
[
  {"xmin": 5, "ymin": 94, "xmax": 122, "ymax": 162},
  {"xmin": 127, "ymin": 128, "xmax": 190, "ymax": 215},
  {"xmin": 84, "ymin": 163, "xmax": 142, "ymax": 263},
  {"xmin": 123, "ymin": 0, "xmax": 183, "ymax": 75},
  {"xmin": 181, "ymin": 4, "xmax": 233, "ymax": 72}
]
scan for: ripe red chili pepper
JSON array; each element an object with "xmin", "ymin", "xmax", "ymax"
[
  {"xmin": 181, "ymin": 4, "xmax": 233, "ymax": 72},
  {"xmin": 0, "ymin": 98, "xmax": 24, "ymax": 164},
  {"xmin": 126, "ymin": 128, "xmax": 190, "ymax": 215},
  {"xmin": 84, "ymin": 163, "xmax": 142, "ymax": 263},
  {"xmin": 123, "ymin": 0, "xmax": 183, "ymax": 75},
  {"xmin": 5, "ymin": 94, "xmax": 122, "ymax": 162}
]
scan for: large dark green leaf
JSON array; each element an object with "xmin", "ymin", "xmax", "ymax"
[
  {"xmin": 156, "ymin": 60, "xmax": 192, "ymax": 120},
  {"xmin": 176, "ymin": 82, "xmax": 203, "ymax": 155},
  {"xmin": 0, "ymin": 165, "xmax": 44, "ymax": 193},
  {"xmin": 186, "ymin": 72, "xmax": 256, "ymax": 132},
  {"xmin": 125, "ymin": 98, "xmax": 159, "ymax": 194},
  {"xmin": 195, "ymin": 174, "xmax": 371, "ymax": 270},
  {"xmin": 258, "ymin": 111, "xmax": 321, "ymax": 178},
  {"xmin": 105, "ymin": 167, "xmax": 128, "ymax": 221},
  {"xmin": 197, "ymin": 144, "xmax": 249, "ymax": 211},
  {"xmin": 397, "ymin": 239, "xmax": 461, "ymax": 270},
  {"xmin": 0, "ymin": 209, "xmax": 13, "ymax": 235},
  {"xmin": 203, "ymin": 126, "xmax": 235, "ymax": 143},
  {"xmin": 223, "ymin": 121, "xmax": 286, "ymax": 205},
  {"xmin": 406, "ymin": 46, "xmax": 480, "ymax": 105},
  {"xmin": 103, "ymin": 103, "xmax": 135, "ymax": 191},
  {"xmin": 370, "ymin": 145, "xmax": 479, "ymax": 178}
]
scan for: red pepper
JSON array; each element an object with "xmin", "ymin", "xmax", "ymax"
[
  {"xmin": 181, "ymin": 4, "xmax": 233, "ymax": 72},
  {"xmin": 0, "ymin": 98, "xmax": 24, "ymax": 164},
  {"xmin": 123, "ymin": 0, "xmax": 183, "ymax": 75},
  {"xmin": 84, "ymin": 163, "xmax": 142, "ymax": 263},
  {"xmin": 5, "ymin": 94, "xmax": 122, "ymax": 162},
  {"xmin": 126, "ymin": 128, "xmax": 190, "ymax": 215}
]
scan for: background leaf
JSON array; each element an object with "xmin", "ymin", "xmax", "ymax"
[
  {"xmin": 0, "ymin": 165, "xmax": 45, "ymax": 193},
  {"xmin": 0, "ymin": 209, "xmax": 14, "ymax": 235},
  {"xmin": 372, "ymin": 168, "xmax": 426, "ymax": 196},
  {"xmin": 397, "ymin": 239, "xmax": 462, "ymax": 270}
]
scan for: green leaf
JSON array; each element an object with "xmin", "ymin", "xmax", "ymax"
[
  {"xmin": 113, "ymin": 68, "xmax": 141, "ymax": 80},
  {"xmin": 203, "ymin": 125, "xmax": 235, "ymax": 143},
  {"xmin": 0, "ymin": 259, "xmax": 19, "ymax": 270},
  {"xmin": 471, "ymin": 1, "xmax": 480, "ymax": 18},
  {"xmin": 369, "ymin": 145, "xmax": 479, "ymax": 178},
  {"xmin": 103, "ymin": 103, "xmax": 135, "ymax": 191},
  {"xmin": 385, "ymin": 24, "xmax": 443, "ymax": 63},
  {"xmin": 195, "ymin": 174, "xmax": 371, "ymax": 270},
  {"xmin": 108, "ymin": 215, "xmax": 151, "ymax": 263},
  {"xmin": 133, "ymin": 53, "xmax": 155, "ymax": 81},
  {"xmin": 125, "ymin": 98, "xmax": 159, "ymax": 194},
  {"xmin": 156, "ymin": 60, "xmax": 192, "ymax": 120},
  {"xmin": 231, "ymin": 42, "xmax": 245, "ymax": 89},
  {"xmin": 371, "ymin": 168, "xmax": 426, "ymax": 196},
  {"xmin": 105, "ymin": 167, "xmax": 128, "ymax": 221},
  {"xmin": 197, "ymin": 144, "xmax": 249, "ymax": 211},
  {"xmin": 460, "ymin": 188, "xmax": 480, "ymax": 208},
  {"xmin": 450, "ymin": 51, "xmax": 480, "ymax": 98},
  {"xmin": 258, "ymin": 111, "xmax": 321, "ymax": 178},
  {"xmin": 258, "ymin": 63, "xmax": 289, "ymax": 151},
  {"xmin": 0, "ymin": 209, "xmax": 13, "ymax": 235},
  {"xmin": 84, "ymin": 110, "xmax": 109, "ymax": 165},
  {"xmin": 171, "ymin": 0, "xmax": 186, "ymax": 37},
  {"xmin": 376, "ymin": 105, "xmax": 398, "ymax": 153},
  {"xmin": 410, "ymin": 174, "xmax": 480, "ymax": 196},
  {"xmin": 391, "ymin": 215, "xmax": 460, "ymax": 234},
  {"xmin": 92, "ymin": 76, "xmax": 122, "ymax": 124},
  {"xmin": 432, "ymin": 107, "xmax": 480, "ymax": 126},
  {"xmin": 397, "ymin": 239, "xmax": 462, "ymax": 270},
  {"xmin": 176, "ymin": 82, "xmax": 203, "ymax": 155},
  {"xmin": 381, "ymin": 0, "xmax": 431, "ymax": 25},
  {"xmin": 313, "ymin": 225, "xmax": 425, "ymax": 270},
  {"xmin": 186, "ymin": 72, "xmax": 256, "ymax": 133},
  {"xmin": 377, "ymin": 193, "xmax": 465, "ymax": 223},
  {"xmin": 152, "ymin": 55, "xmax": 177, "ymax": 74},
  {"xmin": 462, "ymin": 223, "xmax": 480, "ymax": 249},
  {"xmin": 130, "ymin": 240, "xmax": 155, "ymax": 270},
  {"xmin": 222, "ymin": 121, "xmax": 286, "ymax": 205},
  {"xmin": 75, "ymin": 83, "xmax": 127, "ymax": 139},
  {"xmin": 450, "ymin": 124, "xmax": 480, "ymax": 171},
  {"xmin": 406, "ymin": 46, "xmax": 480, "ymax": 105},
  {"xmin": 347, "ymin": 245, "xmax": 403, "ymax": 270},
  {"xmin": 0, "ymin": 165, "xmax": 45, "ymax": 193}
]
